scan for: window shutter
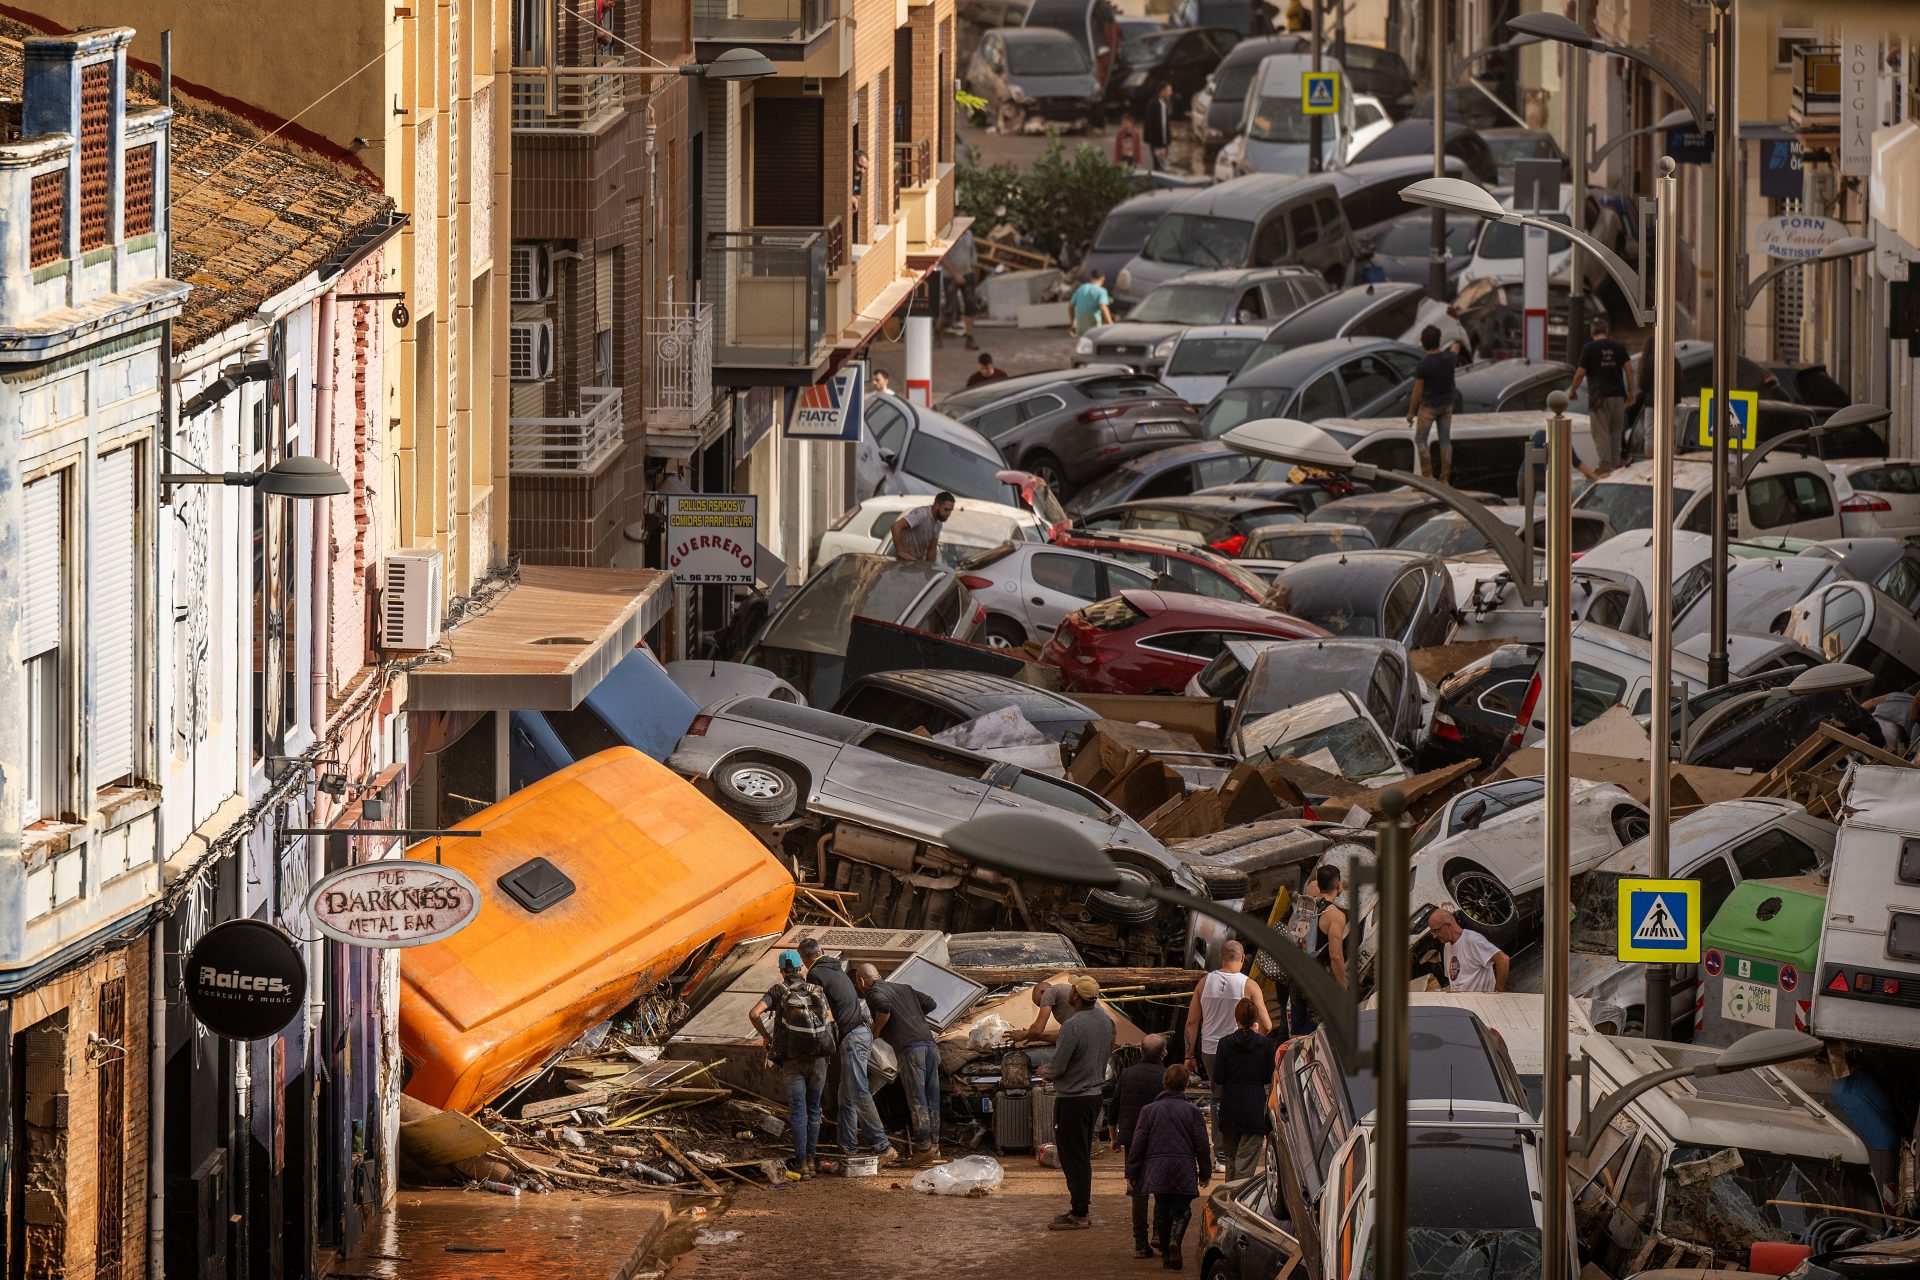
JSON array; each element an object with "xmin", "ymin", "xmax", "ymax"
[
  {"xmin": 92, "ymin": 447, "xmax": 138, "ymax": 784},
  {"xmin": 22, "ymin": 474, "xmax": 61, "ymax": 655},
  {"xmin": 751, "ymin": 98, "xmax": 824, "ymax": 226}
]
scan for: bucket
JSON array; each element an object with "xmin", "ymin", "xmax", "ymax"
[{"xmin": 841, "ymin": 1155, "xmax": 880, "ymax": 1177}]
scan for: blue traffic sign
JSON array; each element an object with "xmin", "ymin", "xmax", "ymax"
[
  {"xmin": 1302, "ymin": 72, "xmax": 1339, "ymax": 116},
  {"xmin": 1698, "ymin": 388, "xmax": 1759, "ymax": 450},
  {"xmin": 1617, "ymin": 877, "xmax": 1701, "ymax": 962}
]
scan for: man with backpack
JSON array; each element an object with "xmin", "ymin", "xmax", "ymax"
[
  {"xmin": 750, "ymin": 949, "xmax": 837, "ymax": 1178},
  {"xmin": 799, "ymin": 937, "xmax": 894, "ymax": 1163}
]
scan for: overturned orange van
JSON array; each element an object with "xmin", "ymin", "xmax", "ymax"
[{"xmin": 399, "ymin": 747, "xmax": 794, "ymax": 1113}]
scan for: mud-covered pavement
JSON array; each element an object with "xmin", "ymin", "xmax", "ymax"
[{"xmin": 673, "ymin": 1153, "xmax": 1147, "ymax": 1280}]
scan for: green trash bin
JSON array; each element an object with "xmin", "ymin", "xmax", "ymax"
[{"xmin": 1696, "ymin": 876, "xmax": 1827, "ymax": 1048}]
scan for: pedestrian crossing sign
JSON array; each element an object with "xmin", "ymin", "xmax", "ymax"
[
  {"xmin": 1302, "ymin": 72, "xmax": 1339, "ymax": 115},
  {"xmin": 1616, "ymin": 877, "xmax": 1702, "ymax": 963},
  {"xmin": 1698, "ymin": 388, "xmax": 1759, "ymax": 450}
]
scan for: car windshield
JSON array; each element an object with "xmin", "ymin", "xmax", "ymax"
[
  {"xmin": 1363, "ymin": 1230, "xmax": 1543, "ymax": 1280},
  {"xmin": 1143, "ymin": 214, "xmax": 1254, "ymax": 268},
  {"xmin": 905, "ymin": 432, "xmax": 1012, "ymax": 499},
  {"xmin": 1478, "ymin": 211, "xmax": 1571, "ymax": 261},
  {"xmin": 1094, "ymin": 210, "xmax": 1166, "ymax": 254},
  {"xmin": 1378, "ymin": 216, "xmax": 1480, "ymax": 257},
  {"xmin": 1247, "ymin": 96, "xmax": 1314, "ymax": 143},
  {"xmin": 1576, "ymin": 482, "xmax": 1695, "ymax": 533},
  {"xmin": 1570, "ymin": 871, "xmax": 1628, "ymax": 953},
  {"xmin": 932, "ymin": 511, "xmax": 1029, "ymax": 565},
  {"xmin": 1068, "ymin": 462, "xmax": 1155, "ymax": 514},
  {"xmin": 1240, "ymin": 648, "xmax": 1379, "ymax": 721},
  {"xmin": 1167, "ymin": 336, "xmax": 1263, "ymax": 376},
  {"xmin": 1241, "ymin": 696, "xmax": 1397, "ymax": 776},
  {"xmin": 1660, "ymin": 1146, "xmax": 1879, "ymax": 1254},
  {"xmin": 1130, "ymin": 284, "xmax": 1236, "ymax": 324},
  {"xmin": 1397, "ymin": 514, "xmax": 1489, "ymax": 557},
  {"xmin": 1008, "ymin": 39, "xmax": 1091, "ymax": 75},
  {"xmin": 1201, "ymin": 387, "xmax": 1288, "ymax": 437},
  {"xmin": 1486, "ymin": 133, "xmax": 1558, "ymax": 166},
  {"xmin": 759, "ymin": 559, "xmax": 945, "ymax": 655},
  {"xmin": 1249, "ymin": 527, "xmax": 1370, "ymax": 559},
  {"xmin": 1122, "ymin": 29, "xmax": 1183, "ymax": 61}
]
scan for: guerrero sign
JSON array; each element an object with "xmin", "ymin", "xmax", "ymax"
[
  {"xmin": 185, "ymin": 919, "xmax": 308, "ymax": 1040},
  {"xmin": 666, "ymin": 494, "xmax": 759, "ymax": 586},
  {"xmin": 306, "ymin": 860, "xmax": 481, "ymax": 948},
  {"xmin": 1753, "ymin": 214, "xmax": 1847, "ymax": 261}
]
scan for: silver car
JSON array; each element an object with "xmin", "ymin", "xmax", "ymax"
[{"xmin": 958, "ymin": 540, "xmax": 1166, "ymax": 648}]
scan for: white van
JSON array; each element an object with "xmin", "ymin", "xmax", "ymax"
[
  {"xmin": 1306, "ymin": 412, "xmax": 1598, "ymax": 501},
  {"xmin": 1217, "ymin": 54, "xmax": 1352, "ymax": 179},
  {"xmin": 1810, "ymin": 764, "xmax": 1920, "ymax": 1049}
]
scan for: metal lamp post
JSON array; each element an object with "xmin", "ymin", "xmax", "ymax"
[
  {"xmin": 1646, "ymin": 155, "xmax": 1681, "ymax": 1038},
  {"xmin": 1738, "ymin": 236, "xmax": 1873, "ymax": 309},
  {"xmin": 1541, "ymin": 388, "xmax": 1575, "ymax": 1280}
]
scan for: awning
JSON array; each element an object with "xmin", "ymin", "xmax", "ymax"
[{"xmin": 403, "ymin": 565, "xmax": 673, "ymax": 712}]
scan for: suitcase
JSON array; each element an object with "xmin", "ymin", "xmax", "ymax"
[
  {"xmin": 1031, "ymin": 1085, "xmax": 1058, "ymax": 1144},
  {"xmin": 993, "ymin": 1089, "xmax": 1033, "ymax": 1153}
]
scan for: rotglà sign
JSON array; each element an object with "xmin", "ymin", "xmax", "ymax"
[{"xmin": 306, "ymin": 861, "xmax": 481, "ymax": 947}]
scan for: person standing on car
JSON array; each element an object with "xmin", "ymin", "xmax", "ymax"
[
  {"xmin": 748, "ymin": 950, "xmax": 837, "ymax": 1178},
  {"xmin": 1429, "ymin": 908, "xmax": 1509, "ymax": 993},
  {"xmin": 890, "ymin": 491, "xmax": 954, "ymax": 562},
  {"xmin": 800, "ymin": 938, "xmax": 894, "ymax": 1162},
  {"xmin": 1184, "ymin": 941, "xmax": 1270, "ymax": 1168},
  {"xmin": 1143, "ymin": 81, "xmax": 1174, "ymax": 171},
  {"xmin": 1406, "ymin": 324, "xmax": 1458, "ymax": 483},
  {"xmin": 1567, "ymin": 317, "xmax": 1633, "ymax": 472},
  {"xmin": 1312, "ymin": 864, "xmax": 1354, "ymax": 991},
  {"xmin": 1036, "ymin": 975, "xmax": 1114, "ymax": 1231},
  {"xmin": 857, "ymin": 962, "xmax": 944, "ymax": 1162},
  {"xmin": 1125, "ymin": 1062, "xmax": 1212, "ymax": 1270},
  {"xmin": 1107, "ymin": 1034, "xmax": 1170, "ymax": 1258},
  {"xmin": 1212, "ymin": 998, "xmax": 1276, "ymax": 1181}
]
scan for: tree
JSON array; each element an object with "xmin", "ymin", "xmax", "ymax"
[{"xmin": 956, "ymin": 141, "xmax": 1134, "ymax": 267}]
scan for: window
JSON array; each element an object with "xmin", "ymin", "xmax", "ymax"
[
  {"xmin": 970, "ymin": 400, "xmax": 1026, "ymax": 440},
  {"xmin": 839, "ymin": 687, "xmax": 957, "ymax": 735},
  {"xmin": 1314, "ymin": 198, "xmax": 1345, "ymax": 237},
  {"xmin": 1250, "ymin": 217, "xmax": 1290, "ymax": 267},
  {"xmin": 1365, "ymin": 658, "xmax": 1400, "ymax": 729},
  {"xmin": 93, "ymin": 447, "xmax": 140, "ymax": 786},
  {"xmin": 1745, "ymin": 476, "xmax": 1796, "ymax": 528},
  {"xmin": 867, "ymin": 398, "xmax": 909, "ymax": 454},
  {"xmin": 1289, "ymin": 204, "xmax": 1320, "ymax": 249},
  {"xmin": 1195, "ymin": 456, "xmax": 1252, "ymax": 487},
  {"xmin": 1032, "ymin": 552, "xmax": 1101, "ymax": 599},
  {"xmin": 1475, "ymin": 678, "xmax": 1530, "ymax": 716},
  {"xmin": 1105, "ymin": 562, "xmax": 1157, "ymax": 593},
  {"xmin": 1004, "ymin": 771, "xmax": 1109, "ymax": 819},
  {"xmin": 1729, "ymin": 826, "xmax": 1822, "ymax": 880},
  {"xmin": 1788, "ymin": 472, "xmax": 1834, "ymax": 520},
  {"xmin": 22, "ymin": 473, "xmax": 64, "ymax": 822},
  {"xmin": 1352, "ymin": 294, "xmax": 1422, "ymax": 340},
  {"xmin": 1338, "ymin": 356, "xmax": 1400, "ymax": 410},
  {"xmin": 126, "ymin": 145, "xmax": 157, "ymax": 238},
  {"xmin": 1569, "ymin": 663, "xmax": 1627, "ymax": 724},
  {"xmin": 78, "ymin": 62, "xmax": 110, "ymax": 251},
  {"xmin": 1125, "ymin": 506, "xmax": 1185, "ymax": 530},
  {"xmin": 1878, "ymin": 557, "xmax": 1920, "ymax": 612},
  {"xmin": 1585, "ymin": 587, "xmax": 1633, "ymax": 630},
  {"xmin": 1672, "ymin": 561, "xmax": 1713, "ymax": 621},
  {"xmin": 1140, "ymin": 629, "xmax": 1227, "ymax": 658},
  {"xmin": 30, "ymin": 169, "xmax": 64, "ymax": 267},
  {"xmin": 919, "ymin": 584, "xmax": 966, "ymax": 635},
  {"xmin": 1696, "ymin": 856, "xmax": 1738, "ymax": 923},
  {"xmin": 903, "ymin": 433, "xmax": 1005, "ymax": 498},
  {"xmin": 1776, "ymin": 26, "xmax": 1818, "ymax": 68},
  {"xmin": 1164, "ymin": 557, "xmax": 1242, "ymax": 600},
  {"xmin": 868, "ymin": 509, "xmax": 901, "ymax": 538},
  {"xmin": 1818, "ymin": 587, "xmax": 1866, "ymax": 660},
  {"xmin": 1297, "ymin": 373, "xmax": 1342, "ymax": 419},
  {"xmin": 1234, "ymin": 288, "xmax": 1266, "ymax": 322}
]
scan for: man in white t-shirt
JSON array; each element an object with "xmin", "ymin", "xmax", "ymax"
[
  {"xmin": 1430, "ymin": 908, "xmax": 1508, "ymax": 993},
  {"xmin": 1184, "ymin": 941, "xmax": 1271, "ymax": 1169},
  {"xmin": 890, "ymin": 491, "xmax": 954, "ymax": 562}
]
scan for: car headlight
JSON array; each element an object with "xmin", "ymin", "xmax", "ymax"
[
  {"xmin": 1153, "ymin": 334, "xmax": 1178, "ymax": 359},
  {"xmin": 1116, "ymin": 268, "xmax": 1133, "ymax": 296},
  {"xmin": 1076, "ymin": 336, "xmax": 1095, "ymax": 355}
]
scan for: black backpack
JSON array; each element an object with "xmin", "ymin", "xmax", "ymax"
[{"xmin": 772, "ymin": 978, "xmax": 835, "ymax": 1061}]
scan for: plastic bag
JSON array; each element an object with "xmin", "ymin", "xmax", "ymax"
[
  {"xmin": 910, "ymin": 1154, "xmax": 1005, "ymax": 1196},
  {"xmin": 969, "ymin": 1015, "xmax": 1014, "ymax": 1049},
  {"xmin": 695, "ymin": 1230, "xmax": 743, "ymax": 1246}
]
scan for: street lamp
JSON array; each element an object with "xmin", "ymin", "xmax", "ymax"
[
  {"xmin": 1588, "ymin": 108, "xmax": 1695, "ymax": 174},
  {"xmin": 1505, "ymin": 12, "xmax": 1710, "ymax": 128},
  {"xmin": 1739, "ymin": 236, "xmax": 1873, "ymax": 309},
  {"xmin": 161, "ymin": 455, "xmax": 351, "ymax": 499},
  {"xmin": 1220, "ymin": 417, "xmax": 1547, "ymax": 604},
  {"xmin": 1570, "ymin": 1029, "xmax": 1822, "ymax": 1157},
  {"xmin": 1734, "ymin": 403, "xmax": 1892, "ymax": 485}
]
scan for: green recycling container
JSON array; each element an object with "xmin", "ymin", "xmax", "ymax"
[{"xmin": 1696, "ymin": 876, "xmax": 1827, "ymax": 1048}]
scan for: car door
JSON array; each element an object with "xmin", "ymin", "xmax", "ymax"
[
  {"xmin": 1341, "ymin": 353, "xmax": 1415, "ymax": 418},
  {"xmin": 860, "ymin": 396, "xmax": 912, "ymax": 496},
  {"xmin": 1230, "ymin": 1177, "xmax": 1302, "ymax": 1280},
  {"xmin": 820, "ymin": 727, "xmax": 994, "ymax": 832},
  {"xmin": 1293, "ymin": 370, "xmax": 1344, "ymax": 421},
  {"xmin": 1380, "ymin": 570, "xmax": 1425, "ymax": 646},
  {"xmin": 1022, "ymin": 548, "xmax": 1108, "ymax": 638},
  {"xmin": 1167, "ymin": 31, "xmax": 1215, "ymax": 97}
]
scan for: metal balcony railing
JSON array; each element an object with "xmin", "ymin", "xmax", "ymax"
[
  {"xmin": 693, "ymin": 0, "xmax": 830, "ymax": 44},
  {"xmin": 894, "ymin": 138, "xmax": 933, "ymax": 190},
  {"xmin": 509, "ymin": 385, "xmax": 624, "ymax": 474},
  {"xmin": 510, "ymin": 57, "xmax": 627, "ymax": 132},
  {"xmin": 706, "ymin": 228, "xmax": 830, "ymax": 370},
  {"xmin": 1790, "ymin": 44, "xmax": 1840, "ymax": 126},
  {"xmin": 647, "ymin": 303, "xmax": 715, "ymax": 426}
]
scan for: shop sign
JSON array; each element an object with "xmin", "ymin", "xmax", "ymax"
[
  {"xmin": 666, "ymin": 494, "xmax": 759, "ymax": 586},
  {"xmin": 184, "ymin": 919, "xmax": 308, "ymax": 1041},
  {"xmin": 306, "ymin": 860, "xmax": 481, "ymax": 948},
  {"xmin": 784, "ymin": 360, "xmax": 865, "ymax": 441},
  {"xmin": 1753, "ymin": 214, "xmax": 1847, "ymax": 261},
  {"xmin": 1840, "ymin": 29, "xmax": 1876, "ymax": 177}
]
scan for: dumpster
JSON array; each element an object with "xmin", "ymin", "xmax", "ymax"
[{"xmin": 1695, "ymin": 875, "xmax": 1826, "ymax": 1047}]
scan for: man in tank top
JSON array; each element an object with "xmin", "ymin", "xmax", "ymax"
[{"xmin": 1183, "ymin": 941, "xmax": 1271, "ymax": 1169}]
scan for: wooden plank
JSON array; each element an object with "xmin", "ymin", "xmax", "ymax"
[
  {"xmin": 1818, "ymin": 723, "xmax": 1916, "ymax": 771},
  {"xmin": 654, "ymin": 1133, "xmax": 724, "ymax": 1196},
  {"xmin": 521, "ymin": 1089, "xmax": 613, "ymax": 1120},
  {"xmin": 399, "ymin": 1110, "xmax": 502, "ymax": 1168},
  {"xmin": 955, "ymin": 965, "xmax": 1202, "ymax": 989}
]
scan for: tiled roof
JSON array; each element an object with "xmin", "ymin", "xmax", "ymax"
[{"xmin": 0, "ymin": 19, "xmax": 395, "ymax": 353}]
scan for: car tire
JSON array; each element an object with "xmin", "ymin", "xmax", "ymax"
[
  {"xmin": 1197, "ymin": 867, "xmax": 1251, "ymax": 900},
  {"xmin": 1612, "ymin": 806, "xmax": 1650, "ymax": 844},
  {"xmin": 1443, "ymin": 863, "xmax": 1521, "ymax": 948},
  {"xmin": 1087, "ymin": 865, "xmax": 1161, "ymax": 926},
  {"xmin": 1814, "ymin": 1255, "xmax": 1920, "ymax": 1278},
  {"xmin": 982, "ymin": 616, "xmax": 1027, "ymax": 650},
  {"xmin": 1026, "ymin": 452, "xmax": 1071, "ymax": 498},
  {"xmin": 712, "ymin": 759, "xmax": 800, "ymax": 823}
]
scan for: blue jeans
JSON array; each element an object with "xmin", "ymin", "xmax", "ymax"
[
  {"xmin": 899, "ymin": 1040, "xmax": 941, "ymax": 1147},
  {"xmin": 784, "ymin": 1058, "xmax": 828, "ymax": 1165},
  {"xmin": 837, "ymin": 1025, "xmax": 888, "ymax": 1154}
]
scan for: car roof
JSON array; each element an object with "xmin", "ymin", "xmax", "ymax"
[
  {"xmin": 1166, "ymin": 172, "xmax": 1341, "ymax": 217},
  {"xmin": 1104, "ymin": 186, "xmax": 1197, "ymax": 217},
  {"xmin": 1276, "ymin": 547, "xmax": 1431, "ymax": 590},
  {"xmin": 1257, "ymin": 521, "xmax": 1371, "ymax": 540},
  {"xmin": 1600, "ymin": 454, "xmax": 1825, "ymax": 488},
  {"xmin": 1118, "ymin": 588, "xmax": 1312, "ymax": 627},
  {"xmin": 1455, "ymin": 357, "xmax": 1572, "ymax": 393},
  {"xmin": 1101, "ymin": 494, "xmax": 1298, "ymax": 515},
  {"xmin": 1317, "ymin": 490, "xmax": 1448, "ymax": 513},
  {"xmin": 1233, "ymin": 336, "xmax": 1420, "ymax": 386},
  {"xmin": 1273, "ymin": 281, "xmax": 1422, "ymax": 332},
  {"xmin": 999, "ymin": 24, "xmax": 1083, "ymax": 42},
  {"xmin": 1358, "ymin": 118, "xmax": 1483, "ymax": 151},
  {"xmin": 1329, "ymin": 155, "xmax": 1466, "ymax": 188},
  {"xmin": 846, "ymin": 669, "xmax": 1096, "ymax": 719},
  {"xmin": 1215, "ymin": 33, "xmax": 1310, "ymax": 69}
]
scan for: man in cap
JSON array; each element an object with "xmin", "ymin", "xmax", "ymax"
[
  {"xmin": 856, "ymin": 962, "xmax": 943, "ymax": 1163},
  {"xmin": 1036, "ymin": 974, "xmax": 1115, "ymax": 1230},
  {"xmin": 1020, "ymin": 979, "xmax": 1084, "ymax": 1042},
  {"xmin": 749, "ymin": 950, "xmax": 837, "ymax": 1177},
  {"xmin": 800, "ymin": 937, "xmax": 894, "ymax": 1162}
]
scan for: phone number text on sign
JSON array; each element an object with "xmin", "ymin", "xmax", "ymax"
[{"xmin": 667, "ymin": 494, "xmax": 759, "ymax": 586}]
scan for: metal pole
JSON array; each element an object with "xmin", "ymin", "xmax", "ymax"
[
  {"xmin": 1542, "ymin": 391, "xmax": 1574, "ymax": 1280},
  {"xmin": 1373, "ymin": 788, "xmax": 1412, "ymax": 1280},
  {"xmin": 1646, "ymin": 154, "xmax": 1679, "ymax": 1037},
  {"xmin": 1706, "ymin": 0, "xmax": 1738, "ymax": 689},
  {"xmin": 1310, "ymin": 0, "xmax": 1324, "ymax": 173},
  {"xmin": 1428, "ymin": 0, "xmax": 1448, "ymax": 298},
  {"xmin": 1835, "ymin": 254, "xmax": 1854, "ymax": 402},
  {"xmin": 1565, "ymin": 0, "xmax": 1590, "ymax": 360}
]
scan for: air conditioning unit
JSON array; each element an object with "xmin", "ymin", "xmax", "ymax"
[
  {"xmin": 380, "ymin": 548, "xmax": 444, "ymax": 651},
  {"xmin": 509, "ymin": 320, "xmax": 554, "ymax": 382},
  {"xmin": 510, "ymin": 243, "xmax": 553, "ymax": 302},
  {"xmin": 802, "ymin": 77, "xmax": 824, "ymax": 96}
]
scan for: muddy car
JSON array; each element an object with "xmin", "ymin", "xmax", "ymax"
[{"xmin": 668, "ymin": 696, "xmax": 1227, "ymax": 967}]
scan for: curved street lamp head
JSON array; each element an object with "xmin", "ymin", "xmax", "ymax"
[
  {"xmin": 1221, "ymin": 419, "xmax": 1360, "ymax": 473},
  {"xmin": 1506, "ymin": 11, "xmax": 1595, "ymax": 49},
  {"xmin": 702, "ymin": 48, "xmax": 777, "ymax": 81},
  {"xmin": 1822, "ymin": 402, "xmax": 1892, "ymax": 431},
  {"xmin": 1817, "ymin": 235, "xmax": 1874, "ymax": 263},
  {"xmin": 943, "ymin": 811, "xmax": 1122, "ymax": 889},
  {"xmin": 1698, "ymin": 1027, "xmax": 1822, "ymax": 1076},
  {"xmin": 256, "ymin": 456, "xmax": 351, "ymax": 498},
  {"xmin": 1399, "ymin": 176, "xmax": 1510, "ymax": 223}
]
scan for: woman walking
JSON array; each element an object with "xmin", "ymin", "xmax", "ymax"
[
  {"xmin": 1212, "ymin": 998, "xmax": 1276, "ymax": 1181},
  {"xmin": 1124, "ymin": 1063, "xmax": 1212, "ymax": 1269}
]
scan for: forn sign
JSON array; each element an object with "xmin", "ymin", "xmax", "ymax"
[{"xmin": 306, "ymin": 860, "xmax": 481, "ymax": 948}]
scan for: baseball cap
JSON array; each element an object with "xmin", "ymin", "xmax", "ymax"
[
  {"xmin": 778, "ymin": 949, "xmax": 805, "ymax": 974},
  {"xmin": 1070, "ymin": 974, "xmax": 1100, "ymax": 1001}
]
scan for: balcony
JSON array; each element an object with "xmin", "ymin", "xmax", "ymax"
[
  {"xmin": 693, "ymin": 0, "xmax": 834, "ymax": 60},
  {"xmin": 1790, "ymin": 44, "xmax": 1840, "ymax": 128},
  {"xmin": 509, "ymin": 385, "xmax": 624, "ymax": 476},
  {"xmin": 645, "ymin": 303, "xmax": 716, "ymax": 454},
  {"xmin": 706, "ymin": 222, "xmax": 844, "ymax": 384},
  {"xmin": 893, "ymin": 138, "xmax": 932, "ymax": 192},
  {"xmin": 510, "ymin": 56, "xmax": 628, "ymax": 133}
]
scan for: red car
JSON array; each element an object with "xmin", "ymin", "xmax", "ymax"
[{"xmin": 1041, "ymin": 590, "xmax": 1328, "ymax": 694}]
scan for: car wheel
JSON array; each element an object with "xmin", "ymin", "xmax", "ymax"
[
  {"xmin": 1815, "ymin": 1253, "xmax": 1920, "ymax": 1278},
  {"xmin": 1612, "ymin": 806, "xmax": 1650, "ymax": 844},
  {"xmin": 1087, "ymin": 865, "xmax": 1161, "ymax": 925},
  {"xmin": 1027, "ymin": 453, "xmax": 1071, "ymax": 498},
  {"xmin": 712, "ymin": 759, "xmax": 800, "ymax": 823},
  {"xmin": 1203, "ymin": 1258, "xmax": 1233, "ymax": 1280},
  {"xmin": 1197, "ymin": 867, "xmax": 1251, "ymax": 900},
  {"xmin": 982, "ymin": 616, "xmax": 1027, "ymax": 650},
  {"xmin": 997, "ymin": 101, "xmax": 1026, "ymax": 134},
  {"xmin": 1444, "ymin": 864, "xmax": 1520, "ymax": 947}
]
